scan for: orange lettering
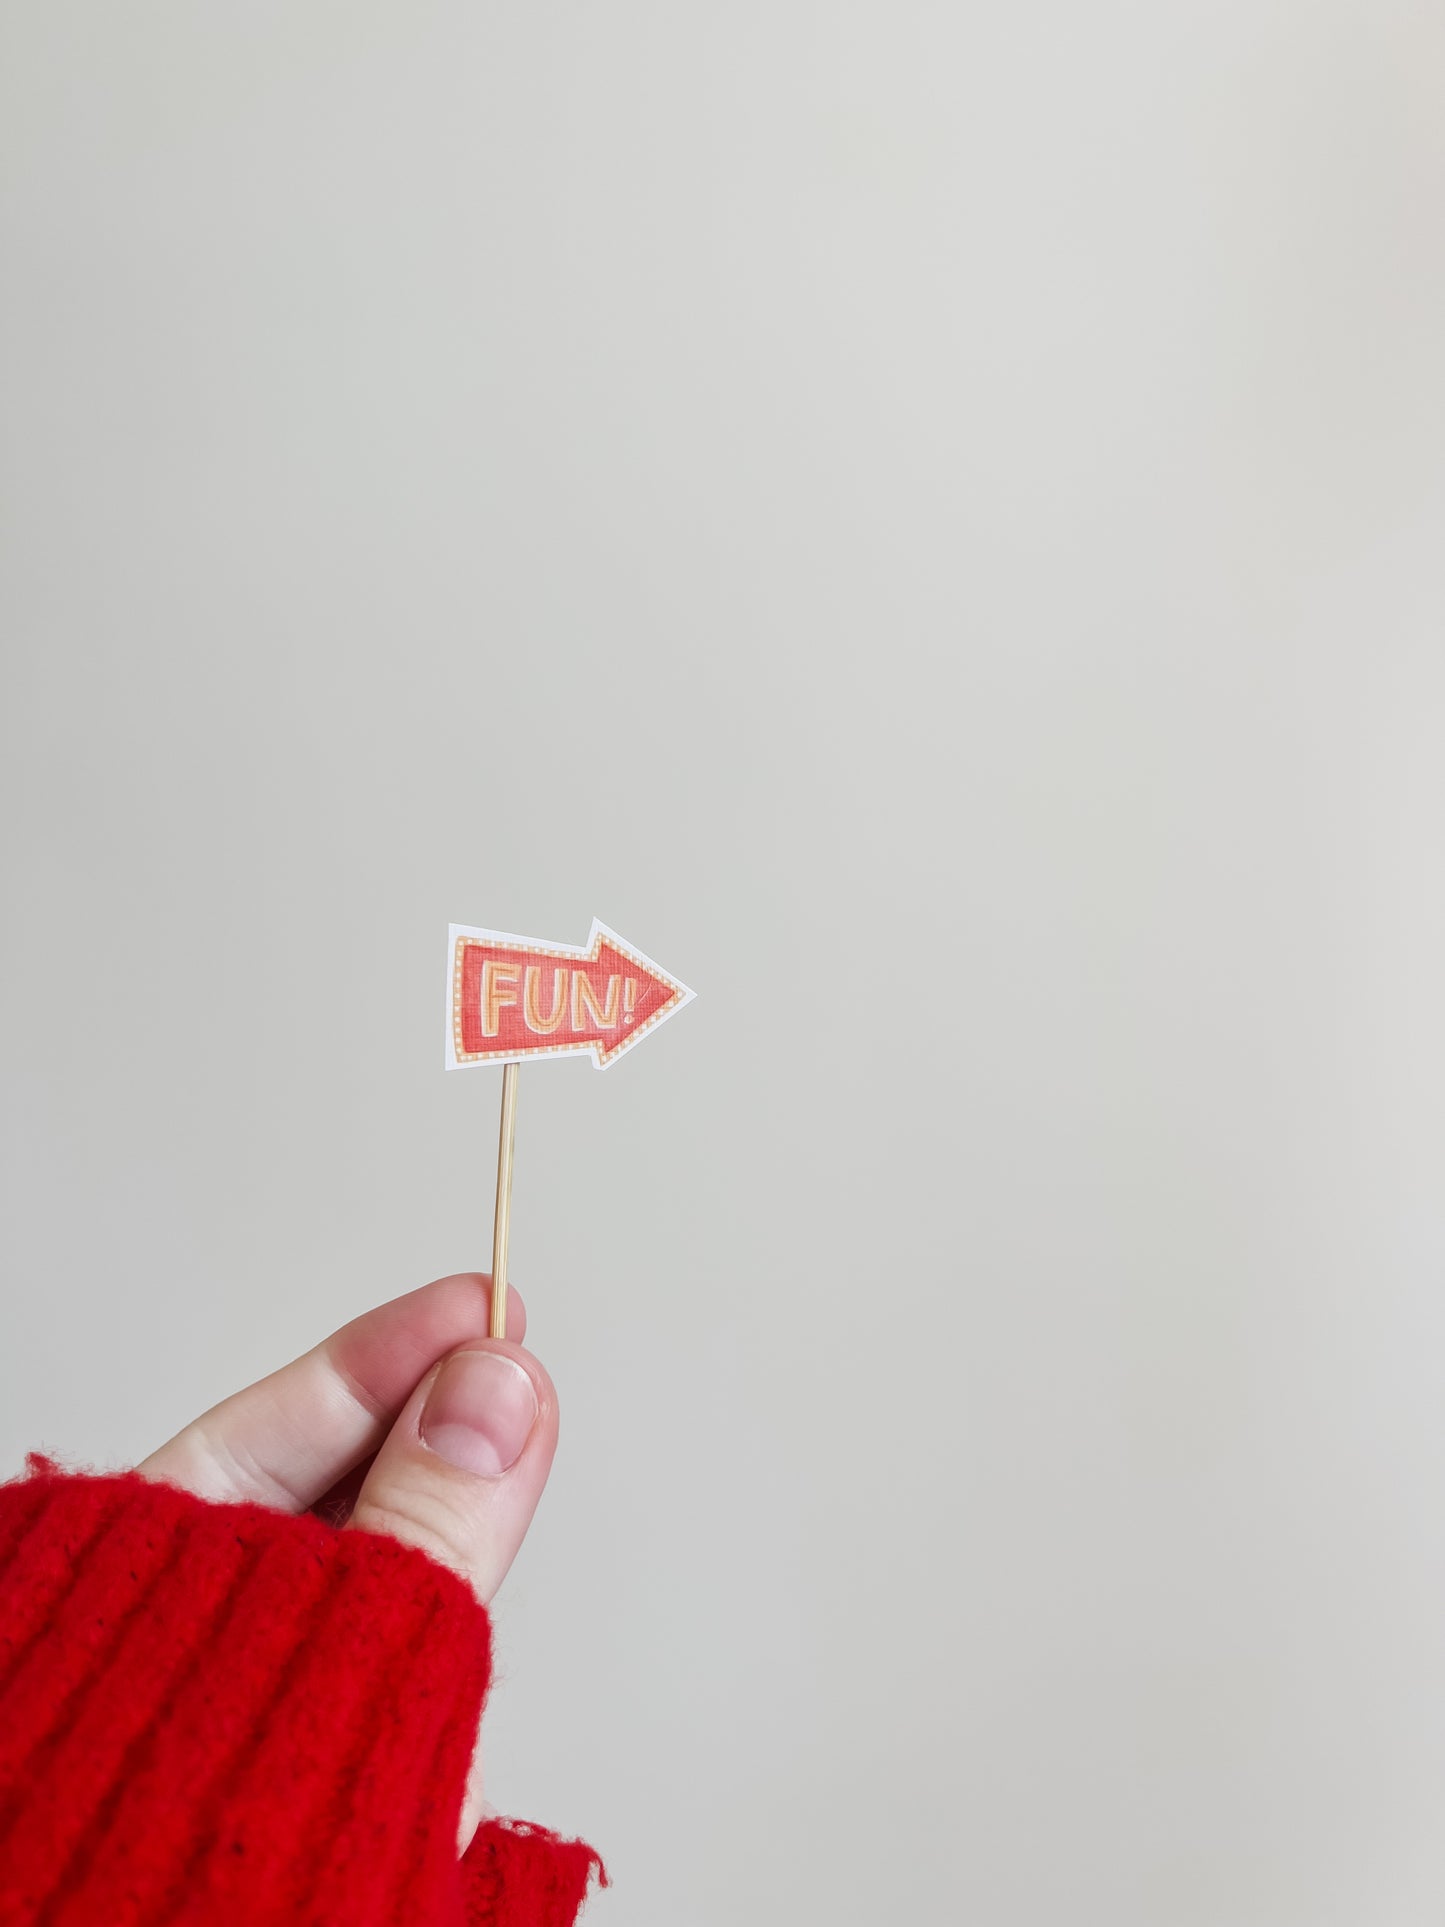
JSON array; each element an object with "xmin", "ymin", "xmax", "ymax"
[
  {"xmin": 571, "ymin": 971, "xmax": 620, "ymax": 1030},
  {"xmin": 523, "ymin": 964, "xmax": 567, "ymax": 1034},
  {"xmin": 481, "ymin": 960, "xmax": 520, "ymax": 1036}
]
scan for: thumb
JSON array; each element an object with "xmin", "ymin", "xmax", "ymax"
[
  {"xmin": 347, "ymin": 1339, "xmax": 559, "ymax": 1604},
  {"xmin": 346, "ymin": 1340, "xmax": 559, "ymax": 1849}
]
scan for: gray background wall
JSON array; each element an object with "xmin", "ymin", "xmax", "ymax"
[{"xmin": 3, "ymin": 5, "xmax": 1444, "ymax": 1922}]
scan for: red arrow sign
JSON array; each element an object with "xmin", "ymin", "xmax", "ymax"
[{"xmin": 447, "ymin": 920, "xmax": 694, "ymax": 1070}]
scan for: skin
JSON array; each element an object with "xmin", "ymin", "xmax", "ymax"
[{"xmin": 138, "ymin": 1272, "xmax": 558, "ymax": 1850}]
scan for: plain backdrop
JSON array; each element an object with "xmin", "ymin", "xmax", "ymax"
[{"xmin": 3, "ymin": 6, "xmax": 1445, "ymax": 1923}]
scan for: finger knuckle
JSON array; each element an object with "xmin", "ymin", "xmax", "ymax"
[{"xmin": 349, "ymin": 1479, "xmax": 481, "ymax": 1581}]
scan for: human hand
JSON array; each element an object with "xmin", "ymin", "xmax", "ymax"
[{"xmin": 138, "ymin": 1273, "xmax": 558, "ymax": 1849}]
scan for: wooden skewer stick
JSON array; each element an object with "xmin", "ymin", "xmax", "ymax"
[{"xmin": 489, "ymin": 1062, "xmax": 519, "ymax": 1338}]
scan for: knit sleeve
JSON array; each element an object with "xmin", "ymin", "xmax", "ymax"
[
  {"xmin": 0, "ymin": 1459, "xmax": 604, "ymax": 1927},
  {"xmin": 461, "ymin": 1821, "xmax": 607, "ymax": 1926}
]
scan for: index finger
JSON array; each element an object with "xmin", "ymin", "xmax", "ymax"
[{"xmin": 138, "ymin": 1273, "xmax": 526, "ymax": 1511}]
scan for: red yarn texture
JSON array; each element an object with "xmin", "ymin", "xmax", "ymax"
[{"xmin": 0, "ymin": 1460, "xmax": 605, "ymax": 1925}]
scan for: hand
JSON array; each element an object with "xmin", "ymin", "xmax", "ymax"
[{"xmin": 138, "ymin": 1273, "xmax": 558, "ymax": 1850}]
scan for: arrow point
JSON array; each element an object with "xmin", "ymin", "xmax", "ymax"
[{"xmin": 586, "ymin": 925, "xmax": 693, "ymax": 1066}]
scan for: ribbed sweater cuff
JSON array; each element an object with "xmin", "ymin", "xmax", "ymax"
[{"xmin": 0, "ymin": 1460, "xmax": 603, "ymax": 1926}]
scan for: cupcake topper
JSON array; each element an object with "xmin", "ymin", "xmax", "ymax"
[{"xmin": 447, "ymin": 921, "xmax": 695, "ymax": 1334}]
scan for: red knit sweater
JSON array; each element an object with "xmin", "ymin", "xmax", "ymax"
[{"xmin": 0, "ymin": 1459, "xmax": 605, "ymax": 1925}]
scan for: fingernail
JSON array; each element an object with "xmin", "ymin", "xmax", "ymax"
[{"xmin": 420, "ymin": 1351, "xmax": 538, "ymax": 1477}]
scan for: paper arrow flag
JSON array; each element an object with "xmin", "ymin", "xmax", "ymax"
[{"xmin": 447, "ymin": 920, "xmax": 695, "ymax": 1070}]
